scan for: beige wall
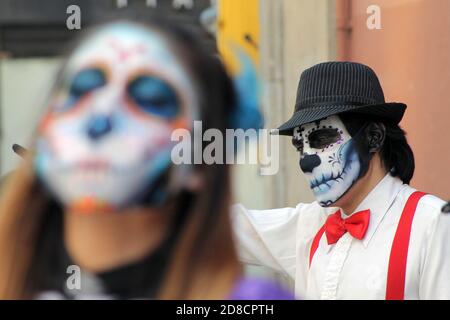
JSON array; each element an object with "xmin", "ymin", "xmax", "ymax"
[
  {"xmin": 337, "ymin": 0, "xmax": 450, "ymax": 200},
  {"xmin": 237, "ymin": 0, "xmax": 336, "ymax": 209},
  {"xmin": 0, "ymin": 58, "xmax": 61, "ymax": 175}
]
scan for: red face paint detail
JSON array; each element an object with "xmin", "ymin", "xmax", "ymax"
[
  {"xmin": 43, "ymin": 89, "xmax": 95, "ymax": 131},
  {"xmin": 171, "ymin": 117, "xmax": 189, "ymax": 130},
  {"xmin": 38, "ymin": 111, "xmax": 55, "ymax": 133},
  {"xmin": 108, "ymin": 38, "xmax": 148, "ymax": 63},
  {"xmin": 69, "ymin": 196, "xmax": 116, "ymax": 214}
]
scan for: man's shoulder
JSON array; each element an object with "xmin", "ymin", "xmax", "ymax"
[
  {"xmin": 397, "ymin": 185, "xmax": 448, "ymax": 233},
  {"xmin": 398, "ymin": 185, "xmax": 446, "ymax": 216},
  {"xmin": 417, "ymin": 193, "xmax": 448, "ymax": 232},
  {"xmin": 419, "ymin": 194, "xmax": 446, "ymax": 211}
]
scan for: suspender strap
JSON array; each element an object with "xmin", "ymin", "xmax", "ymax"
[
  {"xmin": 309, "ymin": 225, "xmax": 326, "ymax": 267},
  {"xmin": 309, "ymin": 191, "xmax": 427, "ymax": 300},
  {"xmin": 385, "ymin": 191, "xmax": 427, "ymax": 300}
]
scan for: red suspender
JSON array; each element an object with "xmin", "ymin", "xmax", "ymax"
[
  {"xmin": 385, "ymin": 191, "xmax": 427, "ymax": 300},
  {"xmin": 309, "ymin": 191, "xmax": 427, "ymax": 300}
]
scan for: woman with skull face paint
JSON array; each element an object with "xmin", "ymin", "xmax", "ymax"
[
  {"xmin": 0, "ymin": 20, "xmax": 292, "ymax": 300},
  {"xmin": 233, "ymin": 62, "xmax": 450, "ymax": 299}
]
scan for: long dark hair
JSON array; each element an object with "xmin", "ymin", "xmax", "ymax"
[
  {"xmin": 0, "ymin": 19, "xmax": 241, "ymax": 299},
  {"xmin": 340, "ymin": 112, "xmax": 415, "ymax": 184}
]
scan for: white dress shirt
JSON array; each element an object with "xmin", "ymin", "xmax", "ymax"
[{"xmin": 232, "ymin": 174, "xmax": 450, "ymax": 299}]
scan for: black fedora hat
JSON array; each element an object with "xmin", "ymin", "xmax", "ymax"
[{"xmin": 276, "ymin": 61, "xmax": 407, "ymax": 135}]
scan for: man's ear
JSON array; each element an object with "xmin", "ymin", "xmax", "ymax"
[{"xmin": 366, "ymin": 122, "xmax": 386, "ymax": 153}]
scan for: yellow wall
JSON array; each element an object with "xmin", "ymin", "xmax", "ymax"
[{"xmin": 216, "ymin": 0, "xmax": 260, "ymax": 72}]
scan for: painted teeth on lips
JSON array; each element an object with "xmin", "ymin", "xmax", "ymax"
[{"xmin": 310, "ymin": 171, "xmax": 344, "ymax": 189}]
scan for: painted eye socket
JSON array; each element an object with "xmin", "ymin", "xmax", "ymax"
[
  {"xmin": 69, "ymin": 68, "xmax": 107, "ymax": 100},
  {"xmin": 127, "ymin": 76, "xmax": 180, "ymax": 120},
  {"xmin": 308, "ymin": 128, "xmax": 341, "ymax": 149},
  {"xmin": 292, "ymin": 137, "xmax": 304, "ymax": 154}
]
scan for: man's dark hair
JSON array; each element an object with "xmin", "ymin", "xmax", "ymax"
[{"xmin": 340, "ymin": 112, "xmax": 415, "ymax": 184}]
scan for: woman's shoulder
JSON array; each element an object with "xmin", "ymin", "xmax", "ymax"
[{"xmin": 228, "ymin": 277, "xmax": 295, "ymax": 300}]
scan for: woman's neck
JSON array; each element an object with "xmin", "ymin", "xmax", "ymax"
[{"xmin": 64, "ymin": 207, "xmax": 169, "ymax": 273}]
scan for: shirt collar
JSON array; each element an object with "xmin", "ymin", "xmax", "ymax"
[
  {"xmin": 324, "ymin": 173, "xmax": 404, "ymax": 251},
  {"xmin": 352, "ymin": 173, "xmax": 404, "ymax": 247}
]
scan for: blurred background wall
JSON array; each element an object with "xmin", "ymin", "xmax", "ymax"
[
  {"xmin": 218, "ymin": 0, "xmax": 335, "ymax": 288},
  {"xmin": 219, "ymin": 0, "xmax": 336, "ymax": 211},
  {"xmin": 0, "ymin": 58, "xmax": 61, "ymax": 173}
]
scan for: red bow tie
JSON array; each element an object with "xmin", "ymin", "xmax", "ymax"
[{"xmin": 325, "ymin": 209, "xmax": 370, "ymax": 245}]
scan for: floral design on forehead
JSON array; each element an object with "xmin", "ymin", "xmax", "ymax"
[
  {"xmin": 294, "ymin": 115, "xmax": 364, "ymax": 207},
  {"xmin": 34, "ymin": 22, "xmax": 199, "ymax": 214}
]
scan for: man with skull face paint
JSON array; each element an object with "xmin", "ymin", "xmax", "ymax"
[
  {"xmin": 233, "ymin": 62, "xmax": 450, "ymax": 299},
  {"xmin": 293, "ymin": 115, "xmax": 365, "ymax": 207}
]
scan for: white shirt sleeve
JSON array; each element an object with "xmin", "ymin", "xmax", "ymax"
[
  {"xmin": 419, "ymin": 200, "xmax": 450, "ymax": 299},
  {"xmin": 231, "ymin": 203, "xmax": 302, "ymax": 279}
]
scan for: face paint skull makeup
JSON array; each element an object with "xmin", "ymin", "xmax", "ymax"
[
  {"xmin": 34, "ymin": 22, "xmax": 199, "ymax": 213},
  {"xmin": 293, "ymin": 115, "xmax": 364, "ymax": 207}
]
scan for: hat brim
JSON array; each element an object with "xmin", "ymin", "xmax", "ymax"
[{"xmin": 275, "ymin": 102, "xmax": 407, "ymax": 136}]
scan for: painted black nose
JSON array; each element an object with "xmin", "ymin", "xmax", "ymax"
[
  {"xmin": 299, "ymin": 154, "xmax": 321, "ymax": 173},
  {"xmin": 87, "ymin": 115, "xmax": 113, "ymax": 141}
]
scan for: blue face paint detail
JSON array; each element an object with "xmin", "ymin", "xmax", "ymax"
[
  {"xmin": 127, "ymin": 76, "xmax": 180, "ymax": 119},
  {"xmin": 87, "ymin": 115, "xmax": 114, "ymax": 141},
  {"xmin": 66, "ymin": 68, "xmax": 107, "ymax": 108},
  {"xmin": 230, "ymin": 48, "xmax": 264, "ymax": 131},
  {"xmin": 125, "ymin": 149, "xmax": 173, "ymax": 208},
  {"xmin": 34, "ymin": 139, "xmax": 59, "ymax": 198},
  {"xmin": 314, "ymin": 139, "xmax": 361, "ymax": 207},
  {"xmin": 34, "ymin": 139, "xmax": 48, "ymax": 180},
  {"xmin": 143, "ymin": 150, "xmax": 173, "ymax": 205}
]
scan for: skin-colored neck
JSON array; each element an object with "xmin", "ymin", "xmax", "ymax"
[
  {"xmin": 64, "ymin": 207, "xmax": 170, "ymax": 273},
  {"xmin": 334, "ymin": 153, "xmax": 387, "ymax": 215}
]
